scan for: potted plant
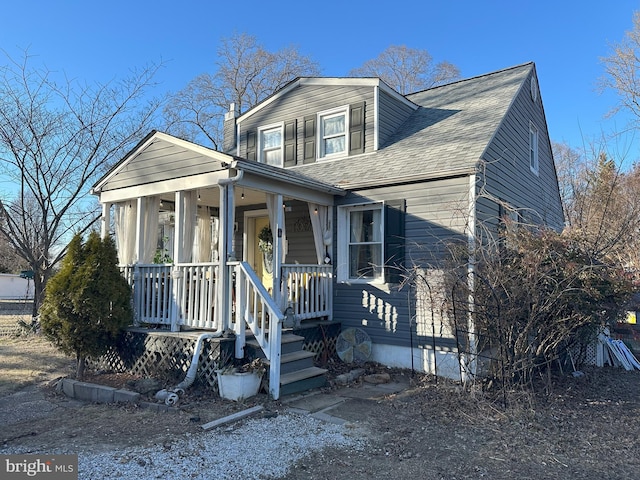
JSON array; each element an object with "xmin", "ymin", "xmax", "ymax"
[{"xmin": 216, "ymin": 358, "xmax": 266, "ymax": 401}]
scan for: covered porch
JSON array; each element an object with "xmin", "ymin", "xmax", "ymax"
[{"xmin": 91, "ymin": 131, "xmax": 344, "ymax": 398}]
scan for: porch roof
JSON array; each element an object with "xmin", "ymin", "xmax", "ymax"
[{"xmin": 91, "ymin": 131, "xmax": 345, "ymax": 205}]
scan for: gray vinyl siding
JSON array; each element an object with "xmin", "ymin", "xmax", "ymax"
[
  {"xmin": 377, "ymin": 89, "xmax": 415, "ymax": 148},
  {"xmin": 233, "ymin": 200, "xmax": 317, "ymax": 265},
  {"xmin": 238, "ymin": 85, "xmax": 375, "ymax": 164},
  {"xmin": 480, "ymin": 72, "xmax": 564, "ymax": 231},
  {"xmin": 332, "ymin": 177, "xmax": 469, "ymax": 349},
  {"xmin": 282, "ymin": 200, "xmax": 317, "ymax": 264},
  {"xmin": 102, "ymin": 141, "xmax": 221, "ymax": 191}
]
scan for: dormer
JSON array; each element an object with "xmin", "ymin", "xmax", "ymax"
[{"xmin": 223, "ymin": 78, "xmax": 418, "ymax": 166}]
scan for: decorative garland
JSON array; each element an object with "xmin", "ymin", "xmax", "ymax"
[{"xmin": 258, "ymin": 225, "xmax": 273, "ymax": 256}]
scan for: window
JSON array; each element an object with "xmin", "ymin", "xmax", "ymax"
[
  {"xmin": 338, "ymin": 204, "xmax": 383, "ymax": 281},
  {"xmin": 529, "ymin": 123, "xmax": 539, "ymax": 175},
  {"xmin": 259, "ymin": 124, "xmax": 283, "ymax": 167},
  {"xmin": 319, "ymin": 107, "xmax": 348, "ymax": 158}
]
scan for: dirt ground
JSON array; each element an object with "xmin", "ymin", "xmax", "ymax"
[{"xmin": 1, "ymin": 313, "xmax": 640, "ymax": 479}]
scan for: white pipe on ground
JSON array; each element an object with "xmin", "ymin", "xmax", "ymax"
[{"xmin": 155, "ymin": 331, "xmax": 224, "ymax": 405}]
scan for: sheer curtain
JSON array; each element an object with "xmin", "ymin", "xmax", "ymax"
[
  {"xmin": 349, "ymin": 210, "xmax": 363, "ymax": 276},
  {"xmin": 194, "ymin": 208, "xmax": 213, "ymax": 262},
  {"xmin": 308, "ymin": 203, "xmax": 332, "ymax": 264},
  {"xmin": 142, "ymin": 196, "xmax": 160, "ymax": 263},
  {"xmin": 180, "ymin": 190, "xmax": 198, "ymax": 262},
  {"xmin": 211, "ymin": 217, "xmax": 219, "ymax": 262},
  {"xmin": 114, "ymin": 201, "xmax": 137, "ymax": 265},
  {"xmin": 266, "ymin": 193, "xmax": 287, "ymax": 263}
]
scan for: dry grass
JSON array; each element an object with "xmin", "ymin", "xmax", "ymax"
[{"xmin": 0, "ymin": 335, "xmax": 75, "ymax": 396}]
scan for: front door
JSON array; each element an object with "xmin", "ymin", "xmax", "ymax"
[{"xmin": 252, "ymin": 216, "xmax": 273, "ymax": 292}]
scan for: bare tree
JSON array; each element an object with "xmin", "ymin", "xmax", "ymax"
[
  {"xmin": 0, "ymin": 50, "xmax": 162, "ymax": 315},
  {"xmin": 601, "ymin": 11, "xmax": 640, "ymax": 125},
  {"xmin": 0, "ymin": 231, "xmax": 27, "ymax": 273},
  {"xmin": 349, "ymin": 45, "xmax": 460, "ymax": 94},
  {"xmin": 163, "ymin": 32, "xmax": 320, "ymax": 149},
  {"xmin": 553, "ymin": 140, "xmax": 640, "ymax": 275}
]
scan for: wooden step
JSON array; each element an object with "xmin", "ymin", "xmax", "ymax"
[
  {"xmin": 280, "ymin": 366, "xmax": 327, "ymax": 385},
  {"xmin": 265, "ymin": 350, "xmax": 316, "ymax": 375},
  {"xmin": 279, "ymin": 366, "xmax": 327, "ymax": 396},
  {"xmin": 247, "ymin": 333, "xmax": 305, "ymax": 356}
]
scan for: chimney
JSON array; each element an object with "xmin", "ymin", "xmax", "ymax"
[{"xmin": 223, "ymin": 103, "xmax": 238, "ymax": 153}]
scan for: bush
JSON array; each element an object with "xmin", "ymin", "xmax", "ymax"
[
  {"xmin": 40, "ymin": 232, "xmax": 132, "ymax": 379},
  {"xmin": 444, "ymin": 226, "xmax": 633, "ymax": 393}
]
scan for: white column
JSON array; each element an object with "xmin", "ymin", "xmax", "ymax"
[
  {"xmin": 272, "ymin": 194, "xmax": 283, "ymax": 308},
  {"xmin": 101, "ymin": 203, "xmax": 110, "ymax": 239},
  {"xmin": 170, "ymin": 191, "xmax": 185, "ymax": 332}
]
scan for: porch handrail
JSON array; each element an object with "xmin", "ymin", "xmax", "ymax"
[{"xmin": 232, "ymin": 261, "xmax": 283, "ymax": 400}]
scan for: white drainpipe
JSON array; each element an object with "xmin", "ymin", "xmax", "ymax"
[{"xmin": 155, "ymin": 331, "xmax": 224, "ymax": 405}]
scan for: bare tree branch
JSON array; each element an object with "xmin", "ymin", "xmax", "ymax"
[
  {"xmin": 163, "ymin": 32, "xmax": 320, "ymax": 148},
  {"xmin": 0, "ymin": 49, "xmax": 163, "ymax": 314},
  {"xmin": 349, "ymin": 45, "xmax": 460, "ymax": 94}
]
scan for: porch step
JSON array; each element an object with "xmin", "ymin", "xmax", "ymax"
[
  {"xmin": 246, "ymin": 333, "xmax": 327, "ymax": 397},
  {"xmin": 246, "ymin": 333, "xmax": 305, "ymax": 355},
  {"xmin": 279, "ymin": 367, "xmax": 328, "ymax": 397},
  {"xmin": 269, "ymin": 349, "xmax": 316, "ymax": 375}
]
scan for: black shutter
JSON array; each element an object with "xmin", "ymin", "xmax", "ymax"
[
  {"xmin": 284, "ymin": 119, "xmax": 297, "ymax": 167},
  {"xmin": 385, "ymin": 199, "xmax": 405, "ymax": 284},
  {"xmin": 349, "ymin": 102, "xmax": 365, "ymax": 155},
  {"xmin": 303, "ymin": 115, "xmax": 316, "ymax": 163},
  {"xmin": 246, "ymin": 130, "xmax": 256, "ymax": 161}
]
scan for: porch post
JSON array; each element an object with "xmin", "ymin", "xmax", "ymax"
[
  {"xmin": 170, "ymin": 191, "xmax": 185, "ymax": 332},
  {"xmin": 216, "ymin": 184, "xmax": 233, "ymax": 333},
  {"xmin": 272, "ymin": 193, "xmax": 283, "ymax": 308},
  {"xmin": 101, "ymin": 203, "xmax": 110, "ymax": 240}
]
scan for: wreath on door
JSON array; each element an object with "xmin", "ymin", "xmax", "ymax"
[{"xmin": 258, "ymin": 225, "xmax": 273, "ymax": 273}]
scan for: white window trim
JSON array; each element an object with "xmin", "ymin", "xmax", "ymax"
[
  {"xmin": 258, "ymin": 122, "xmax": 284, "ymax": 167},
  {"xmin": 529, "ymin": 122, "xmax": 539, "ymax": 176},
  {"xmin": 317, "ymin": 105, "xmax": 349, "ymax": 160},
  {"xmin": 337, "ymin": 202, "xmax": 385, "ymax": 284}
]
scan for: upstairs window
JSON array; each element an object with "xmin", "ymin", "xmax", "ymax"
[
  {"xmin": 259, "ymin": 124, "xmax": 283, "ymax": 167},
  {"xmin": 529, "ymin": 123, "xmax": 539, "ymax": 175},
  {"xmin": 319, "ymin": 107, "xmax": 348, "ymax": 158}
]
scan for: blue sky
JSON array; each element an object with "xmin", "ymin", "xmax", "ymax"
[{"xmin": 1, "ymin": 0, "xmax": 639, "ymax": 160}]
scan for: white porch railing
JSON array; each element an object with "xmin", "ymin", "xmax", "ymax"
[
  {"xmin": 282, "ymin": 264, "xmax": 333, "ymax": 321},
  {"xmin": 124, "ymin": 263, "xmax": 333, "ymax": 330},
  {"xmin": 232, "ymin": 261, "xmax": 284, "ymax": 399},
  {"xmin": 122, "ymin": 263, "xmax": 219, "ymax": 330},
  {"xmin": 173, "ymin": 262, "xmax": 218, "ymax": 330},
  {"xmin": 123, "ymin": 264, "xmax": 173, "ymax": 326}
]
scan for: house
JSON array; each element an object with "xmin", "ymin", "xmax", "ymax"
[{"xmin": 91, "ymin": 62, "xmax": 563, "ymax": 399}]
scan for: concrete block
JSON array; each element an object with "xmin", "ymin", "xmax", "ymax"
[
  {"xmin": 94, "ymin": 385, "xmax": 116, "ymax": 403},
  {"xmin": 140, "ymin": 401, "xmax": 160, "ymax": 412},
  {"xmin": 73, "ymin": 382, "xmax": 97, "ymax": 402},
  {"xmin": 61, "ymin": 379, "xmax": 77, "ymax": 398},
  {"xmin": 114, "ymin": 389, "xmax": 141, "ymax": 404}
]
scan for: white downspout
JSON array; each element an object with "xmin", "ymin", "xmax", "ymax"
[
  {"xmin": 462, "ymin": 173, "xmax": 478, "ymax": 384},
  {"xmin": 155, "ymin": 332, "xmax": 223, "ymax": 405}
]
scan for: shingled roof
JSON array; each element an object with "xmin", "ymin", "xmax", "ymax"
[{"xmin": 293, "ymin": 63, "xmax": 534, "ymax": 189}]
